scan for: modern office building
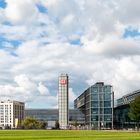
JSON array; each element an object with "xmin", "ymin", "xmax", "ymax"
[
  {"xmin": 0, "ymin": 100, "xmax": 24, "ymax": 129},
  {"xmin": 114, "ymin": 90, "xmax": 140, "ymax": 129},
  {"xmin": 74, "ymin": 82, "xmax": 114, "ymax": 130},
  {"xmin": 117, "ymin": 89, "xmax": 140, "ymax": 106},
  {"xmin": 58, "ymin": 74, "xmax": 69, "ymax": 129},
  {"xmin": 25, "ymin": 109, "xmax": 85, "ymax": 129}
]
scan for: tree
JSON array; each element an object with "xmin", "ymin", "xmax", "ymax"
[
  {"xmin": 55, "ymin": 120, "xmax": 60, "ymax": 129},
  {"xmin": 129, "ymin": 96, "xmax": 140, "ymax": 130},
  {"xmin": 38, "ymin": 121, "xmax": 47, "ymax": 129},
  {"xmin": 21, "ymin": 117, "xmax": 47, "ymax": 129}
]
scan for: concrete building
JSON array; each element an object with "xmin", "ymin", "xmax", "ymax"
[
  {"xmin": 74, "ymin": 82, "xmax": 114, "ymax": 130},
  {"xmin": 58, "ymin": 74, "xmax": 69, "ymax": 129},
  {"xmin": 0, "ymin": 100, "xmax": 24, "ymax": 129}
]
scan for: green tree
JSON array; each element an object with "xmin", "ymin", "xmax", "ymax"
[
  {"xmin": 129, "ymin": 96, "xmax": 140, "ymax": 130},
  {"xmin": 38, "ymin": 121, "xmax": 47, "ymax": 129},
  {"xmin": 21, "ymin": 117, "xmax": 47, "ymax": 129},
  {"xmin": 55, "ymin": 120, "xmax": 60, "ymax": 129}
]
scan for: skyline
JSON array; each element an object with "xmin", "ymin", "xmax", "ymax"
[{"xmin": 0, "ymin": 0, "xmax": 140, "ymax": 108}]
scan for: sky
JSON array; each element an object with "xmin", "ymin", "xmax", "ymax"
[{"xmin": 0, "ymin": 0, "xmax": 140, "ymax": 108}]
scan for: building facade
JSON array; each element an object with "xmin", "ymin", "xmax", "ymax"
[
  {"xmin": 58, "ymin": 74, "xmax": 69, "ymax": 129},
  {"xmin": 25, "ymin": 109, "xmax": 85, "ymax": 129},
  {"xmin": 114, "ymin": 104, "xmax": 136, "ymax": 129},
  {"xmin": 0, "ymin": 100, "xmax": 24, "ymax": 129},
  {"xmin": 117, "ymin": 89, "xmax": 140, "ymax": 106},
  {"xmin": 74, "ymin": 82, "xmax": 114, "ymax": 130},
  {"xmin": 114, "ymin": 90, "xmax": 140, "ymax": 129}
]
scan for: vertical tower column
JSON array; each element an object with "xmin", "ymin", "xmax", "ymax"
[{"xmin": 58, "ymin": 74, "xmax": 69, "ymax": 129}]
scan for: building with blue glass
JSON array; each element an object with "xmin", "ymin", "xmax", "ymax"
[
  {"xmin": 114, "ymin": 90, "xmax": 140, "ymax": 129},
  {"xmin": 117, "ymin": 89, "xmax": 140, "ymax": 106},
  {"xmin": 74, "ymin": 82, "xmax": 114, "ymax": 130},
  {"xmin": 25, "ymin": 109, "xmax": 85, "ymax": 129}
]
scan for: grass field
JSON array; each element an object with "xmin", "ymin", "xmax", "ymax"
[{"xmin": 0, "ymin": 130, "xmax": 139, "ymax": 140}]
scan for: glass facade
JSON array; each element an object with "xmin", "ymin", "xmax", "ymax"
[
  {"xmin": 25, "ymin": 109, "xmax": 85, "ymax": 128},
  {"xmin": 74, "ymin": 82, "xmax": 114, "ymax": 130},
  {"xmin": 114, "ymin": 104, "xmax": 136, "ymax": 129},
  {"xmin": 114, "ymin": 90, "xmax": 140, "ymax": 129},
  {"xmin": 58, "ymin": 74, "xmax": 69, "ymax": 129},
  {"xmin": 117, "ymin": 90, "xmax": 140, "ymax": 106}
]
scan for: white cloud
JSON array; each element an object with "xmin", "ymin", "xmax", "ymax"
[
  {"xmin": 5, "ymin": 0, "xmax": 38, "ymax": 24},
  {"xmin": 83, "ymin": 36, "xmax": 140, "ymax": 57},
  {"xmin": 0, "ymin": 0, "xmax": 140, "ymax": 108},
  {"xmin": 0, "ymin": 74, "xmax": 54, "ymax": 104},
  {"xmin": 38, "ymin": 82, "xmax": 50, "ymax": 96}
]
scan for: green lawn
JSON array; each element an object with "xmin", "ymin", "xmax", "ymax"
[{"xmin": 0, "ymin": 130, "xmax": 139, "ymax": 140}]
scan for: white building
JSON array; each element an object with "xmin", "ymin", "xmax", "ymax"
[
  {"xmin": 0, "ymin": 100, "xmax": 24, "ymax": 129},
  {"xmin": 58, "ymin": 74, "xmax": 69, "ymax": 129}
]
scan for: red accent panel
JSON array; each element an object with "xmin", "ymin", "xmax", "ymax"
[{"xmin": 60, "ymin": 79, "xmax": 66, "ymax": 84}]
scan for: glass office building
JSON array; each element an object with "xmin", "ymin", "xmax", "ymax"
[
  {"xmin": 117, "ymin": 89, "xmax": 140, "ymax": 106},
  {"xmin": 74, "ymin": 82, "xmax": 114, "ymax": 130},
  {"xmin": 58, "ymin": 74, "xmax": 69, "ymax": 129},
  {"xmin": 114, "ymin": 89, "xmax": 140, "ymax": 129},
  {"xmin": 25, "ymin": 109, "xmax": 85, "ymax": 128},
  {"xmin": 114, "ymin": 104, "xmax": 136, "ymax": 129}
]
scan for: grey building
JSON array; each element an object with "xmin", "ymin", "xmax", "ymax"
[
  {"xmin": 58, "ymin": 74, "xmax": 69, "ymax": 129},
  {"xmin": 114, "ymin": 90, "xmax": 140, "ymax": 129},
  {"xmin": 25, "ymin": 109, "xmax": 85, "ymax": 128},
  {"xmin": 117, "ymin": 89, "xmax": 140, "ymax": 106},
  {"xmin": 74, "ymin": 82, "xmax": 114, "ymax": 130}
]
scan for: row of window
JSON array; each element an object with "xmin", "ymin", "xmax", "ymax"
[
  {"xmin": 91, "ymin": 115, "xmax": 112, "ymax": 121},
  {"xmin": 90, "ymin": 94, "xmax": 112, "ymax": 101},
  {"xmin": 90, "ymin": 86, "xmax": 112, "ymax": 93},
  {"xmin": 91, "ymin": 108, "xmax": 112, "ymax": 114},
  {"xmin": 91, "ymin": 101, "xmax": 112, "ymax": 107}
]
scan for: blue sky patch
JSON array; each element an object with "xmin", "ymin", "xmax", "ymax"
[
  {"xmin": 36, "ymin": 4, "xmax": 48, "ymax": 13},
  {"xmin": 10, "ymin": 40, "xmax": 22, "ymax": 47},
  {"xmin": 2, "ymin": 21, "xmax": 12, "ymax": 26},
  {"xmin": 123, "ymin": 28, "xmax": 140, "ymax": 38},
  {"xmin": 0, "ymin": 36, "xmax": 6, "ymax": 48},
  {"xmin": 0, "ymin": 35, "xmax": 21, "ymax": 50},
  {"xmin": 0, "ymin": 0, "xmax": 6, "ymax": 8},
  {"xmin": 69, "ymin": 39, "xmax": 82, "ymax": 45}
]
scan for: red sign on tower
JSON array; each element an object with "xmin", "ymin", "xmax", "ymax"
[{"xmin": 60, "ymin": 79, "xmax": 66, "ymax": 84}]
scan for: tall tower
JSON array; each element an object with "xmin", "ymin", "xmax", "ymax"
[{"xmin": 58, "ymin": 74, "xmax": 69, "ymax": 129}]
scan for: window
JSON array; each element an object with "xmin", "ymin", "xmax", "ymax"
[
  {"xmin": 99, "ymin": 95, "xmax": 103, "ymax": 101},
  {"xmin": 100, "ymin": 108, "xmax": 103, "ymax": 114},
  {"xmin": 91, "ymin": 94, "xmax": 98, "ymax": 101},
  {"xmin": 91, "ymin": 87, "xmax": 98, "ymax": 93},
  {"xmin": 104, "ymin": 108, "xmax": 112, "ymax": 114},
  {"xmin": 104, "ymin": 115, "xmax": 112, "ymax": 121},
  {"xmin": 91, "ymin": 101, "xmax": 98, "ymax": 107},
  {"xmin": 104, "ymin": 101, "xmax": 111, "ymax": 107},
  {"xmin": 104, "ymin": 93, "xmax": 111, "ymax": 100},
  {"xmin": 91, "ymin": 115, "xmax": 98, "ymax": 121},
  {"xmin": 100, "ymin": 101, "xmax": 103, "ymax": 107},
  {"xmin": 104, "ymin": 86, "xmax": 111, "ymax": 92},
  {"xmin": 91, "ymin": 108, "xmax": 98, "ymax": 114},
  {"xmin": 99, "ymin": 87, "xmax": 102, "ymax": 92}
]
